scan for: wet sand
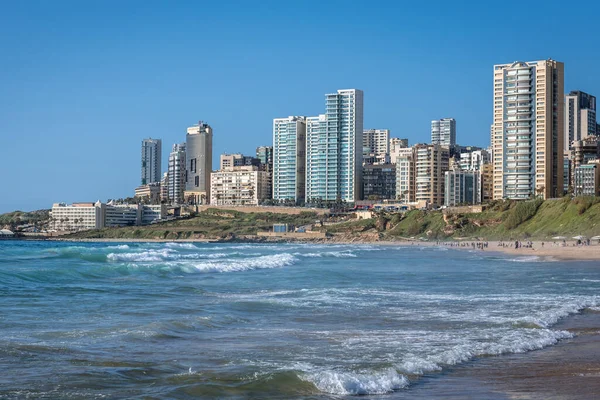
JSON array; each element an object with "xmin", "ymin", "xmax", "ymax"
[{"xmin": 391, "ymin": 310, "xmax": 600, "ymax": 399}]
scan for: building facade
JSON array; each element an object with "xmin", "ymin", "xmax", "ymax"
[
  {"xmin": 273, "ymin": 116, "xmax": 306, "ymax": 203},
  {"xmin": 389, "ymin": 138, "xmax": 409, "ymax": 163},
  {"xmin": 395, "ymin": 147, "xmax": 416, "ymax": 202},
  {"xmin": 305, "ymin": 89, "xmax": 364, "ymax": 203},
  {"xmin": 363, "ymin": 129, "xmax": 390, "ymax": 158},
  {"xmin": 185, "ymin": 122, "xmax": 213, "ymax": 204},
  {"xmin": 431, "ymin": 118, "xmax": 456, "ymax": 147},
  {"xmin": 415, "ymin": 143, "xmax": 449, "ymax": 207},
  {"xmin": 141, "ymin": 138, "xmax": 162, "ymax": 185},
  {"xmin": 444, "ymin": 169, "xmax": 482, "ymax": 207},
  {"xmin": 168, "ymin": 143, "xmax": 186, "ymax": 204},
  {"xmin": 492, "ymin": 59, "xmax": 565, "ymax": 200},
  {"xmin": 256, "ymin": 146, "xmax": 273, "ymax": 172},
  {"xmin": 134, "ymin": 183, "xmax": 161, "ymax": 204},
  {"xmin": 210, "ymin": 166, "xmax": 270, "ymax": 206},
  {"xmin": 481, "ymin": 163, "xmax": 494, "ymax": 202},
  {"xmin": 363, "ymin": 163, "xmax": 396, "ymax": 200},
  {"xmin": 565, "ymin": 90, "xmax": 597, "ymax": 150},
  {"xmin": 459, "ymin": 149, "xmax": 490, "ymax": 171},
  {"xmin": 219, "ymin": 153, "xmax": 260, "ymax": 170},
  {"xmin": 573, "ymin": 163, "xmax": 600, "ymax": 196}
]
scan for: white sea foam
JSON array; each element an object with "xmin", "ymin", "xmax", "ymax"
[
  {"xmin": 107, "ymin": 249, "xmax": 173, "ymax": 262},
  {"xmin": 107, "ymin": 244, "xmax": 130, "ymax": 250},
  {"xmin": 296, "ymin": 251, "xmax": 357, "ymax": 258},
  {"xmin": 301, "ymin": 368, "xmax": 409, "ymax": 395},
  {"xmin": 165, "ymin": 242, "xmax": 198, "ymax": 250},
  {"xmin": 189, "ymin": 253, "xmax": 297, "ymax": 273}
]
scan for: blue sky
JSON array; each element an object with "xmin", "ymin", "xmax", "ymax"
[{"xmin": 1, "ymin": 0, "xmax": 598, "ymax": 213}]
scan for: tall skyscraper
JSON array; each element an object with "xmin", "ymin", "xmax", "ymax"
[
  {"xmin": 565, "ymin": 90, "xmax": 597, "ymax": 150},
  {"xmin": 306, "ymin": 89, "xmax": 364, "ymax": 202},
  {"xmin": 168, "ymin": 143, "xmax": 186, "ymax": 204},
  {"xmin": 272, "ymin": 116, "xmax": 306, "ymax": 203},
  {"xmin": 492, "ymin": 59, "xmax": 564, "ymax": 199},
  {"xmin": 185, "ymin": 122, "xmax": 213, "ymax": 204},
  {"xmin": 141, "ymin": 138, "xmax": 162, "ymax": 185},
  {"xmin": 431, "ymin": 118, "xmax": 456, "ymax": 146}
]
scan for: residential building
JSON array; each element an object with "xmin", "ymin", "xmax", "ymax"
[
  {"xmin": 210, "ymin": 166, "xmax": 270, "ymax": 206},
  {"xmin": 185, "ymin": 121, "xmax": 213, "ymax": 204},
  {"xmin": 256, "ymin": 146, "xmax": 274, "ymax": 172},
  {"xmin": 563, "ymin": 153, "xmax": 571, "ymax": 194},
  {"xmin": 571, "ymin": 136, "xmax": 599, "ymax": 171},
  {"xmin": 444, "ymin": 169, "xmax": 482, "ymax": 207},
  {"xmin": 363, "ymin": 129, "xmax": 390, "ymax": 157},
  {"xmin": 481, "ymin": 163, "xmax": 494, "ymax": 202},
  {"xmin": 565, "ymin": 90, "xmax": 597, "ymax": 150},
  {"xmin": 305, "ymin": 89, "xmax": 364, "ymax": 202},
  {"xmin": 160, "ymin": 172, "xmax": 169, "ymax": 203},
  {"xmin": 573, "ymin": 162, "xmax": 600, "ymax": 196},
  {"xmin": 168, "ymin": 143, "xmax": 186, "ymax": 204},
  {"xmin": 363, "ymin": 163, "xmax": 396, "ymax": 200},
  {"xmin": 431, "ymin": 118, "xmax": 456, "ymax": 146},
  {"xmin": 415, "ymin": 143, "xmax": 449, "ymax": 207},
  {"xmin": 134, "ymin": 182, "xmax": 161, "ymax": 204},
  {"xmin": 273, "ymin": 116, "xmax": 306, "ymax": 204},
  {"xmin": 459, "ymin": 149, "xmax": 490, "ymax": 171},
  {"xmin": 141, "ymin": 138, "xmax": 162, "ymax": 185},
  {"xmin": 492, "ymin": 59, "xmax": 564, "ymax": 200},
  {"xmin": 395, "ymin": 147, "xmax": 416, "ymax": 202},
  {"xmin": 219, "ymin": 153, "xmax": 260, "ymax": 170}
]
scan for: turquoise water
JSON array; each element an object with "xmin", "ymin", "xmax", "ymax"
[{"xmin": 1, "ymin": 241, "xmax": 599, "ymax": 399}]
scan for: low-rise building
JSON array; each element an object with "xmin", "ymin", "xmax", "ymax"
[
  {"xmin": 210, "ymin": 166, "xmax": 270, "ymax": 206},
  {"xmin": 574, "ymin": 162, "xmax": 600, "ymax": 196},
  {"xmin": 50, "ymin": 201, "xmax": 166, "ymax": 231},
  {"xmin": 135, "ymin": 183, "xmax": 161, "ymax": 204}
]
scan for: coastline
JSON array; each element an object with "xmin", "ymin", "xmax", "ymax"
[
  {"xmin": 39, "ymin": 236, "xmax": 600, "ymax": 261},
  {"xmin": 402, "ymin": 308, "xmax": 600, "ymax": 399}
]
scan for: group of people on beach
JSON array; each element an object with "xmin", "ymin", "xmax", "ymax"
[{"xmin": 436, "ymin": 241, "xmax": 489, "ymax": 249}]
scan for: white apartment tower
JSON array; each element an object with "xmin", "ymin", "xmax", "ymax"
[
  {"xmin": 168, "ymin": 143, "xmax": 186, "ymax": 204},
  {"xmin": 565, "ymin": 90, "xmax": 597, "ymax": 150},
  {"xmin": 272, "ymin": 116, "xmax": 306, "ymax": 203},
  {"xmin": 141, "ymin": 138, "xmax": 162, "ymax": 185},
  {"xmin": 431, "ymin": 118, "xmax": 456, "ymax": 146},
  {"xmin": 492, "ymin": 60, "xmax": 564, "ymax": 200},
  {"xmin": 306, "ymin": 89, "xmax": 364, "ymax": 202}
]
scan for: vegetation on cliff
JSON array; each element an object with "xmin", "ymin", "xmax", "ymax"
[{"xmin": 329, "ymin": 197, "xmax": 600, "ymax": 240}]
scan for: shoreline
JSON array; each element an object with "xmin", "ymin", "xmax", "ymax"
[
  {"xmin": 31, "ymin": 236, "xmax": 600, "ymax": 261},
  {"xmin": 402, "ymin": 308, "xmax": 600, "ymax": 399}
]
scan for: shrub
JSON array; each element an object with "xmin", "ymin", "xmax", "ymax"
[{"xmin": 504, "ymin": 199, "xmax": 543, "ymax": 229}]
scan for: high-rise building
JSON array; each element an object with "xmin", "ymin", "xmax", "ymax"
[
  {"xmin": 273, "ymin": 116, "xmax": 306, "ymax": 204},
  {"xmin": 492, "ymin": 59, "xmax": 564, "ymax": 200},
  {"xmin": 395, "ymin": 147, "xmax": 416, "ymax": 202},
  {"xmin": 389, "ymin": 138, "xmax": 409, "ymax": 164},
  {"xmin": 306, "ymin": 89, "xmax": 364, "ymax": 202},
  {"xmin": 363, "ymin": 163, "xmax": 396, "ymax": 200},
  {"xmin": 256, "ymin": 146, "xmax": 274, "ymax": 172},
  {"xmin": 168, "ymin": 143, "xmax": 186, "ymax": 204},
  {"xmin": 185, "ymin": 122, "xmax": 213, "ymax": 204},
  {"xmin": 444, "ymin": 169, "xmax": 482, "ymax": 207},
  {"xmin": 481, "ymin": 163, "xmax": 494, "ymax": 202},
  {"xmin": 565, "ymin": 90, "xmax": 597, "ymax": 150},
  {"xmin": 363, "ymin": 129, "xmax": 390, "ymax": 156},
  {"xmin": 415, "ymin": 143, "xmax": 449, "ymax": 207},
  {"xmin": 431, "ymin": 118, "xmax": 456, "ymax": 146},
  {"xmin": 141, "ymin": 138, "xmax": 162, "ymax": 185}
]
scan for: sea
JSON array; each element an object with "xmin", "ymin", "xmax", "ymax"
[{"xmin": 1, "ymin": 240, "xmax": 599, "ymax": 399}]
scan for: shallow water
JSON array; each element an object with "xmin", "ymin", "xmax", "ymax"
[{"xmin": 1, "ymin": 241, "xmax": 599, "ymax": 399}]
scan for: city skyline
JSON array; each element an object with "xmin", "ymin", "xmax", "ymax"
[{"xmin": 2, "ymin": 1, "xmax": 599, "ymax": 212}]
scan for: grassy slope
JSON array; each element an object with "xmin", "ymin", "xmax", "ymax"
[
  {"xmin": 0, "ymin": 210, "xmax": 50, "ymax": 226},
  {"xmin": 327, "ymin": 198, "xmax": 600, "ymax": 241},
  {"xmin": 64, "ymin": 208, "xmax": 321, "ymax": 240}
]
